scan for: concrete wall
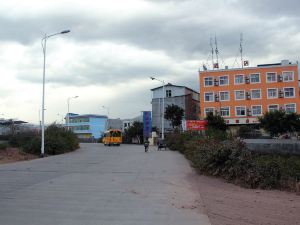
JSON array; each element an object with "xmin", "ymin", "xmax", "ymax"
[
  {"xmin": 152, "ymin": 86, "xmax": 185, "ymax": 99},
  {"xmin": 152, "ymin": 95, "xmax": 186, "ymax": 131},
  {"xmin": 244, "ymin": 139, "xmax": 300, "ymax": 155}
]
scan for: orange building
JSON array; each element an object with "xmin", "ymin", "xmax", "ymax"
[{"xmin": 199, "ymin": 60, "xmax": 300, "ymax": 125}]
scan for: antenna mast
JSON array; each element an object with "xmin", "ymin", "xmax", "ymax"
[
  {"xmin": 210, "ymin": 37, "xmax": 215, "ymax": 69},
  {"xmin": 240, "ymin": 33, "xmax": 243, "ymax": 68},
  {"xmin": 215, "ymin": 35, "xmax": 219, "ymax": 68}
]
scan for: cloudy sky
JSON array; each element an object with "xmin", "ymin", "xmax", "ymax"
[{"xmin": 0, "ymin": 0, "xmax": 299, "ymax": 124}]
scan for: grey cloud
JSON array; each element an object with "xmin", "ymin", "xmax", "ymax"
[
  {"xmin": 1, "ymin": 0, "xmax": 299, "ymax": 61},
  {"xmin": 16, "ymin": 59, "xmax": 176, "ymax": 86},
  {"xmin": 238, "ymin": 0, "xmax": 300, "ymax": 17}
]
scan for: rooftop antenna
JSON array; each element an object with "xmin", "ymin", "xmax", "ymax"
[
  {"xmin": 215, "ymin": 35, "xmax": 219, "ymax": 68},
  {"xmin": 240, "ymin": 33, "xmax": 243, "ymax": 68},
  {"xmin": 210, "ymin": 37, "xmax": 214, "ymax": 69}
]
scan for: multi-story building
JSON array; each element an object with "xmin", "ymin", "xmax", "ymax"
[
  {"xmin": 122, "ymin": 115, "xmax": 143, "ymax": 132},
  {"xmin": 67, "ymin": 113, "xmax": 107, "ymax": 139},
  {"xmin": 199, "ymin": 60, "xmax": 300, "ymax": 125},
  {"xmin": 151, "ymin": 83, "xmax": 200, "ymax": 131}
]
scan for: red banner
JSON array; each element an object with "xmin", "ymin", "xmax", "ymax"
[{"xmin": 186, "ymin": 120, "xmax": 208, "ymax": 131}]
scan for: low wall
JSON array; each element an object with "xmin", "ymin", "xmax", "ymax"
[{"xmin": 244, "ymin": 139, "xmax": 300, "ymax": 155}]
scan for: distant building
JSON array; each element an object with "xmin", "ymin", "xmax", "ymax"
[
  {"xmin": 66, "ymin": 113, "xmax": 107, "ymax": 139},
  {"xmin": 107, "ymin": 118, "xmax": 122, "ymax": 130},
  {"xmin": 0, "ymin": 119, "xmax": 29, "ymax": 135},
  {"xmin": 199, "ymin": 60, "xmax": 300, "ymax": 125},
  {"xmin": 151, "ymin": 83, "xmax": 200, "ymax": 132},
  {"xmin": 122, "ymin": 115, "xmax": 143, "ymax": 132}
]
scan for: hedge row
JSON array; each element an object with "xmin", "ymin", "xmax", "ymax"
[
  {"xmin": 9, "ymin": 124, "xmax": 79, "ymax": 155},
  {"xmin": 166, "ymin": 132, "xmax": 300, "ymax": 192}
]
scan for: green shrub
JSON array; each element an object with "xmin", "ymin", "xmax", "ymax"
[
  {"xmin": 237, "ymin": 125, "xmax": 261, "ymax": 139},
  {"xmin": 0, "ymin": 143, "xmax": 8, "ymax": 150},
  {"xmin": 9, "ymin": 124, "xmax": 79, "ymax": 155},
  {"xmin": 166, "ymin": 132, "xmax": 300, "ymax": 192}
]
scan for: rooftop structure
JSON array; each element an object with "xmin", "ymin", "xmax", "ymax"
[{"xmin": 199, "ymin": 60, "xmax": 300, "ymax": 125}]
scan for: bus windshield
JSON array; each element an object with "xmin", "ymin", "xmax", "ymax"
[{"xmin": 111, "ymin": 131, "xmax": 121, "ymax": 137}]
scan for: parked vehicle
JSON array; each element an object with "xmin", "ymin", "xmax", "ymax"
[{"xmin": 103, "ymin": 129, "xmax": 122, "ymax": 146}]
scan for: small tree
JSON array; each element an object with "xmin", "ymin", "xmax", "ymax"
[
  {"xmin": 259, "ymin": 111, "xmax": 300, "ymax": 136},
  {"xmin": 164, "ymin": 104, "xmax": 184, "ymax": 129},
  {"xmin": 123, "ymin": 121, "xmax": 143, "ymax": 144},
  {"xmin": 205, "ymin": 112, "xmax": 227, "ymax": 131}
]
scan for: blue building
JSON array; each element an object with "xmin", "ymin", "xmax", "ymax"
[{"xmin": 66, "ymin": 113, "xmax": 108, "ymax": 140}]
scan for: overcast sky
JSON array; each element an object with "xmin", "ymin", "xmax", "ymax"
[{"xmin": 0, "ymin": 0, "xmax": 299, "ymax": 124}]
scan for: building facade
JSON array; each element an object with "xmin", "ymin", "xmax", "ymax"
[
  {"xmin": 122, "ymin": 115, "xmax": 143, "ymax": 132},
  {"xmin": 67, "ymin": 114, "xmax": 107, "ymax": 139},
  {"xmin": 199, "ymin": 60, "xmax": 300, "ymax": 125},
  {"xmin": 151, "ymin": 83, "xmax": 200, "ymax": 131}
]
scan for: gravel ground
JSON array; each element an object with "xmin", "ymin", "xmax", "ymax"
[
  {"xmin": 0, "ymin": 148, "xmax": 37, "ymax": 164},
  {"xmin": 191, "ymin": 174, "xmax": 300, "ymax": 225}
]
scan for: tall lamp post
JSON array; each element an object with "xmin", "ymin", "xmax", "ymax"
[
  {"xmin": 41, "ymin": 29, "xmax": 70, "ymax": 158},
  {"xmin": 102, "ymin": 106, "xmax": 109, "ymax": 130},
  {"xmin": 67, "ymin": 96, "xmax": 79, "ymax": 130},
  {"xmin": 150, "ymin": 77, "xmax": 165, "ymax": 140}
]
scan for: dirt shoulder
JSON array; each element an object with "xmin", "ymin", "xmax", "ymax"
[
  {"xmin": 190, "ymin": 174, "xmax": 300, "ymax": 225},
  {"xmin": 0, "ymin": 148, "xmax": 38, "ymax": 164}
]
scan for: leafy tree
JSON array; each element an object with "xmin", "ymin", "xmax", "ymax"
[
  {"xmin": 205, "ymin": 112, "xmax": 227, "ymax": 131},
  {"xmin": 259, "ymin": 111, "xmax": 300, "ymax": 136},
  {"xmin": 123, "ymin": 121, "xmax": 143, "ymax": 144},
  {"xmin": 164, "ymin": 104, "xmax": 184, "ymax": 129}
]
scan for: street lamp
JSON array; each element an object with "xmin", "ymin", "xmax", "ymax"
[
  {"xmin": 150, "ymin": 76, "xmax": 165, "ymax": 140},
  {"xmin": 67, "ymin": 96, "xmax": 79, "ymax": 130},
  {"xmin": 40, "ymin": 29, "xmax": 70, "ymax": 158},
  {"xmin": 102, "ymin": 106, "xmax": 109, "ymax": 130}
]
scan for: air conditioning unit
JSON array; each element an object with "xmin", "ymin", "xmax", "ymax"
[
  {"xmin": 245, "ymin": 76, "xmax": 250, "ymax": 84},
  {"xmin": 246, "ymin": 92, "xmax": 251, "ymax": 100},
  {"xmin": 214, "ymin": 78, "xmax": 219, "ymax": 86},
  {"xmin": 277, "ymin": 74, "xmax": 283, "ymax": 82},
  {"xmin": 278, "ymin": 90, "xmax": 284, "ymax": 98},
  {"xmin": 215, "ymin": 94, "xmax": 219, "ymax": 102}
]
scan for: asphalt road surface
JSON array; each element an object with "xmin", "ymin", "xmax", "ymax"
[{"xmin": 0, "ymin": 143, "xmax": 211, "ymax": 225}]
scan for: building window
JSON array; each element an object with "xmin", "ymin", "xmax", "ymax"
[
  {"xmin": 235, "ymin": 90, "xmax": 245, "ymax": 100},
  {"xmin": 220, "ymin": 107, "xmax": 230, "ymax": 117},
  {"xmin": 204, "ymin": 92, "xmax": 214, "ymax": 102},
  {"xmin": 268, "ymin": 105, "xmax": 279, "ymax": 112},
  {"xmin": 220, "ymin": 91, "xmax": 229, "ymax": 101},
  {"xmin": 267, "ymin": 88, "xmax": 277, "ymax": 99},
  {"xmin": 204, "ymin": 108, "xmax": 214, "ymax": 116},
  {"xmin": 235, "ymin": 106, "xmax": 246, "ymax": 116},
  {"xmin": 166, "ymin": 90, "xmax": 172, "ymax": 97},
  {"xmin": 235, "ymin": 74, "xmax": 244, "ymax": 84},
  {"xmin": 204, "ymin": 77, "xmax": 213, "ymax": 86},
  {"xmin": 251, "ymin": 89, "xmax": 261, "ymax": 99},
  {"xmin": 252, "ymin": 105, "xmax": 262, "ymax": 116},
  {"xmin": 282, "ymin": 71, "xmax": 294, "ymax": 82},
  {"xmin": 285, "ymin": 103, "xmax": 296, "ymax": 113},
  {"xmin": 73, "ymin": 125, "xmax": 90, "ymax": 131},
  {"xmin": 250, "ymin": 73, "xmax": 260, "ymax": 83},
  {"xmin": 284, "ymin": 87, "xmax": 295, "ymax": 98},
  {"xmin": 266, "ymin": 72, "xmax": 277, "ymax": 83},
  {"xmin": 219, "ymin": 76, "xmax": 229, "ymax": 86}
]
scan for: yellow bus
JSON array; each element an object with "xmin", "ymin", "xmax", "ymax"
[{"xmin": 103, "ymin": 129, "xmax": 122, "ymax": 146}]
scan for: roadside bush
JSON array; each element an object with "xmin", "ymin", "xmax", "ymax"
[
  {"xmin": 237, "ymin": 125, "xmax": 262, "ymax": 139},
  {"xmin": 166, "ymin": 132, "xmax": 300, "ymax": 192},
  {"xmin": 0, "ymin": 143, "xmax": 8, "ymax": 150},
  {"xmin": 9, "ymin": 124, "xmax": 79, "ymax": 155}
]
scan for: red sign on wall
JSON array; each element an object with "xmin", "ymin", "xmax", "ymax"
[{"xmin": 186, "ymin": 120, "xmax": 208, "ymax": 131}]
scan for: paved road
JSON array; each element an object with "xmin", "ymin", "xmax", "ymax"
[{"xmin": 0, "ymin": 144, "xmax": 211, "ymax": 225}]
